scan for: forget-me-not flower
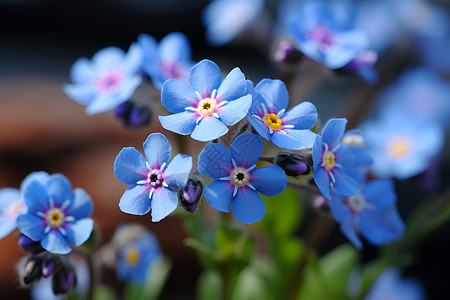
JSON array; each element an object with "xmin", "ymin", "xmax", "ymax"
[
  {"xmin": 198, "ymin": 133, "xmax": 287, "ymax": 224},
  {"xmin": 63, "ymin": 44, "xmax": 143, "ymax": 115},
  {"xmin": 117, "ymin": 231, "xmax": 161, "ymax": 285},
  {"xmin": 17, "ymin": 173, "xmax": 94, "ymax": 255},
  {"xmin": 341, "ymin": 129, "xmax": 373, "ymax": 185},
  {"xmin": 114, "ymin": 133, "xmax": 193, "ymax": 222},
  {"xmin": 138, "ymin": 32, "xmax": 194, "ymax": 90},
  {"xmin": 328, "ymin": 180, "xmax": 404, "ymax": 249},
  {"xmin": 247, "ymin": 78, "xmax": 318, "ymax": 150},
  {"xmin": 312, "ymin": 118, "xmax": 360, "ymax": 199},
  {"xmin": 0, "ymin": 188, "xmax": 24, "ymax": 240},
  {"xmin": 159, "ymin": 59, "xmax": 252, "ymax": 142}
]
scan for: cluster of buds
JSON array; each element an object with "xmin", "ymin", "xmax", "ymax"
[{"xmin": 113, "ymin": 100, "xmax": 152, "ymax": 127}]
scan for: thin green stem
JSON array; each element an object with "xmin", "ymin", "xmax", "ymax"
[{"xmin": 258, "ymin": 155, "xmax": 275, "ymax": 163}]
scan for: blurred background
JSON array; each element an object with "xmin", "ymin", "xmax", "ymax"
[{"xmin": 0, "ymin": 0, "xmax": 449, "ymax": 299}]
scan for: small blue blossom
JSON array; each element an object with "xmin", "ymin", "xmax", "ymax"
[
  {"xmin": 114, "ymin": 133, "xmax": 193, "ymax": 222},
  {"xmin": 340, "ymin": 50, "xmax": 378, "ymax": 83},
  {"xmin": 341, "ymin": 129, "xmax": 373, "ymax": 185},
  {"xmin": 361, "ymin": 112, "xmax": 444, "ymax": 180},
  {"xmin": 137, "ymin": 32, "xmax": 194, "ymax": 90},
  {"xmin": 247, "ymin": 78, "xmax": 318, "ymax": 150},
  {"xmin": 312, "ymin": 118, "xmax": 360, "ymax": 199},
  {"xmin": 202, "ymin": 0, "xmax": 265, "ymax": 46},
  {"xmin": 288, "ymin": 0, "xmax": 369, "ymax": 69},
  {"xmin": 117, "ymin": 231, "xmax": 161, "ymax": 285},
  {"xmin": 63, "ymin": 43, "xmax": 143, "ymax": 115},
  {"xmin": 17, "ymin": 173, "xmax": 94, "ymax": 255},
  {"xmin": 198, "ymin": 133, "xmax": 287, "ymax": 224},
  {"xmin": 159, "ymin": 59, "xmax": 252, "ymax": 142},
  {"xmin": 329, "ymin": 180, "xmax": 405, "ymax": 249},
  {"xmin": 364, "ymin": 268, "xmax": 425, "ymax": 300}
]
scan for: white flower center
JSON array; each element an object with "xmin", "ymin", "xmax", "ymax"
[
  {"xmin": 386, "ymin": 136, "xmax": 412, "ymax": 160},
  {"xmin": 219, "ymin": 159, "xmax": 257, "ymax": 197},
  {"xmin": 347, "ymin": 194, "xmax": 366, "ymax": 214},
  {"xmin": 45, "ymin": 208, "xmax": 66, "ymax": 228}
]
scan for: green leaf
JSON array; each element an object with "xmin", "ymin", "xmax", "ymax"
[
  {"xmin": 216, "ymin": 221, "xmax": 243, "ymax": 259},
  {"xmin": 197, "ymin": 270, "xmax": 222, "ymax": 300},
  {"xmin": 93, "ymin": 285, "xmax": 117, "ymax": 300},
  {"xmin": 231, "ymin": 265, "xmax": 276, "ymax": 300},
  {"xmin": 185, "ymin": 238, "xmax": 220, "ymax": 269}
]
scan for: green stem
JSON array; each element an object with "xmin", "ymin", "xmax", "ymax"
[
  {"xmin": 287, "ymin": 181, "xmax": 321, "ymax": 195},
  {"xmin": 258, "ymin": 156, "xmax": 275, "ymax": 163}
]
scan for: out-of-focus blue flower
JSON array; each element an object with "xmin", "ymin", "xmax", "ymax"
[
  {"xmin": 63, "ymin": 44, "xmax": 143, "ymax": 115},
  {"xmin": 329, "ymin": 180, "xmax": 404, "ymax": 249},
  {"xmin": 114, "ymin": 133, "xmax": 193, "ymax": 222},
  {"xmin": 17, "ymin": 173, "xmax": 94, "ymax": 255},
  {"xmin": 198, "ymin": 133, "xmax": 287, "ymax": 224},
  {"xmin": 341, "ymin": 129, "xmax": 373, "ymax": 185},
  {"xmin": 117, "ymin": 231, "xmax": 161, "ymax": 285},
  {"xmin": 202, "ymin": 0, "xmax": 265, "ymax": 46},
  {"xmin": 288, "ymin": 0, "xmax": 369, "ymax": 69},
  {"xmin": 339, "ymin": 50, "xmax": 378, "ymax": 83},
  {"xmin": 312, "ymin": 118, "xmax": 360, "ymax": 199},
  {"xmin": 361, "ymin": 113, "xmax": 444, "ymax": 180},
  {"xmin": 159, "ymin": 59, "xmax": 252, "ymax": 142},
  {"xmin": 418, "ymin": 35, "xmax": 450, "ymax": 75},
  {"xmin": 364, "ymin": 268, "xmax": 425, "ymax": 300},
  {"xmin": 138, "ymin": 32, "xmax": 194, "ymax": 90},
  {"xmin": 247, "ymin": 78, "xmax": 318, "ymax": 150},
  {"xmin": 375, "ymin": 68, "xmax": 450, "ymax": 130}
]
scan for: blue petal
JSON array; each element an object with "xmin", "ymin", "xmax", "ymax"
[
  {"xmin": 217, "ymin": 67, "xmax": 247, "ymax": 102},
  {"xmin": 254, "ymin": 79, "xmax": 289, "ymax": 112},
  {"xmin": 364, "ymin": 180, "xmax": 396, "ymax": 208},
  {"xmin": 247, "ymin": 113, "xmax": 271, "ymax": 140},
  {"xmin": 159, "ymin": 32, "xmax": 191, "ymax": 63},
  {"xmin": 161, "ymin": 80, "xmax": 197, "ymax": 113},
  {"xmin": 138, "ymin": 33, "xmax": 158, "ymax": 61},
  {"xmin": 17, "ymin": 214, "xmax": 46, "ymax": 241},
  {"xmin": 334, "ymin": 143, "xmax": 356, "ymax": 166},
  {"xmin": 250, "ymin": 165, "xmax": 287, "ymax": 196},
  {"xmin": 189, "ymin": 59, "xmax": 222, "ymax": 97},
  {"xmin": 327, "ymin": 197, "xmax": 350, "ymax": 223},
  {"xmin": 0, "ymin": 188, "xmax": 20, "ymax": 210},
  {"xmin": 203, "ymin": 180, "xmax": 233, "ymax": 213},
  {"xmin": 340, "ymin": 224, "xmax": 362, "ymax": 249},
  {"xmin": 321, "ymin": 118, "xmax": 348, "ymax": 150},
  {"xmin": 281, "ymin": 101, "xmax": 318, "ymax": 129},
  {"xmin": 92, "ymin": 46, "xmax": 125, "ymax": 72},
  {"xmin": 164, "ymin": 154, "xmax": 193, "ymax": 188},
  {"xmin": 198, "ymin": 143, "xmax": 232, "ymax": 179},
  {"xmin": 143, "ymin": 133, "xmax": 172, "ymax": 169},
  {"xmin": 361, "ymin": 207, "xmax": 404, "ymax": 246},
  {"xmin": 271, "ymin": 130, "xmax": 317, "ymax": 150},
  {"xmin": 41, "ymin": 230, "xmax": 72, "ymax": 254},
  {"xmin": 312, "ymin": 135, "xmax": 323, "ymax": 169},
  {"xmin": 69, "ymin": 57, "xmax": 96, "ymax": 83},
  {"xmin": 159, "ymin": 111, "xmax": 197, "ymax": 135},
  {"xmin": 151, "ymin": 187, "xmax": 178, "ymax": 222},
  {"xmin": 119, "ymin": 185, "xmax": 151, "ymax": 215},
  {"xmin": 66, "ymin": 188, "xmax": 93, "ymax": 219},
  {"xmin": 231, "ymin": 188, "xmax": 266, "ymax": 224},
  {"xmin": 314, "ymin": 167, "xmax": 331, "ymax": 199},
  {"xmin": 20, "ymin": 171, "xmax": 50, "ymax": 191},
  {"xmin": 230, "ymin": 133, "xmax": 263, "ymax": 168},
  {"xmin": 65, "ymin": 218, "xmax": 94, "ymax": 247},
  {"xmin": 23, "ymin": 180, "xmax": 49, "ymax": 212},
  {"xmin": 0, "ymin": 217, "xmax": 18, "ymax": 240},
  {"xmin": 121, "ymin": 42, "xmax": 143, "ymax": 74},
  {"xmin": 114, "ymin": 147, "xmax": 148, "ymax": 185},
  {"xmin": 63, "ymin": 83, "xmax": 95, "ymax": 105},
  {"xmin": 46, "ymin": 174, "xmax": 73, "ymax": 207},
  {"xmin": 332, "ymin": 169, "xmax": 360, "ymax": 197},
  {"xmin": 218, "ymin": 94, "xmax": 252, "ymax": 126},
  {"xmin": 191, "ymin": 117, "xmax": 228, "ymax": 142}
]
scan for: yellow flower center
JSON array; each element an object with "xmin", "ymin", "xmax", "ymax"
[
  {"xmin": 197, "ymin": 98, "xmax": 217, "ymax": 116},
  {"xmin": 126, "ymin": 248, "xmax": 140, "ymax": 267},
  {"xmin": 45, "ymin": 208, "xmax": 65, "ymax": 228},
  {"xmin": 264, "ymin": 113, "xmax": 282, "ymax": 130},
  {"xmin": 386, "ymin": 137, "xmax": 412, "ymax": 160},
  {"xmin": 322, "ymin": 151, "xmax": 335, "ymax": 171}
]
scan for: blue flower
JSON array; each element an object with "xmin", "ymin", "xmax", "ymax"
[
  {"xmin": 159, "ymin": 59, "xmax": 252, "ymax": 142},
  {"xmin": 340, "ymin": 50, "xmax": 378, "ymax": 84},
  {"xmin": 364, "ymin": 268, "xmax": 425, "ymax": 300},
  {"xmin": 312, "ymin": 118, "xmax": 360, "ymax": 199},
  {"xmin": 202, "ymin": 0, "xmax": 265, "ymax": 46},
  {"xmin": 114, "ymin": 133, "xmax": 193, "ymax": 222},
  {"xmin": 288, "ymin": 0, "xmax": 369, "ymax": 69},
  {"xmin": 328, "ymin": 180, "xmax": 405, "ymax": 249},
  {"xmin": 247, "ymin": 78, "xmax": 318, "ymax": 150},
  {"xmin": 198, "ymin": 133, "xmax": 287, "ymax": 224},
  {"xmin": 117, "ymin": 231, "xmax": 161, "ymax": 285},
  {"xmin": 361, "ymin": 112, "xmax": 444, "ymax": 180},
  {"xmin": 17, "ymin": 173, "xmax": 94, "ymax": 255},
  {"xmin": 341, "ymin": 129, "xmax": 373, "ymax": 185},
  {"xmin": 138, "ymin": 32, "xmax": 194, "ymax": 90},
  {"xmin": 63, "ymin": 44, "xmax": 143, "ymax": 115}
]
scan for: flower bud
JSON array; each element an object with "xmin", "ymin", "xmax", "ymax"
[
  {"xmin": 41, "ymin": 259, "xmax": 55, "ymax": 278},
  {"xmin": 17, "ymin": 256, "xmax": 42, "ymax": 286},
  {"xmin": 274, "ymin": 39, "xmax": 303, "ymax": 64},
  {"xmin": 18, "ymin": 235, "xmax": 44, "ymax": 254},
  {"xmin": 52, "ymin": 263, "xmax": 77, "ymax": 294},
  {"xmin": 274, "ymin": 151, "xmax": 311, "ymax": 177},
  {"xmin": 313, "ymin": 196, "xmax": 329, "ymax": 210},
  {"xmin": 114, "ymin": 101, "xmax": 152, "ymax": 128},
  {"xmin": 178, "ymin": 178, "xmax": 203, "ymax": 213}
]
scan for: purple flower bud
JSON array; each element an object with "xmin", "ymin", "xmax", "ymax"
[
  {"xmin": 114, "ymin": 101, "xmax": 152, "ymax": 127},
  {"xmin": 178, "ymin": 178, "xmax": 203, "ymax": 213},
  {"xmin": 18, "ymin": 235, "xmax": 44, "ymax": 254},
  {"xmin": 41, "ymin": 260, "xmax": 55, "ymax": 278},
  {"xmin": 52, "ymin": 264, "xmax": 77, "ymax": 294},
  {"xmin": 274, "ymin": 39, "xmax": 303, "ymax": 64},
  {"xmin": 113, "ymin": 101, "xmax": 133, "ymax": 118},
  {"xmin": 274, "ymin": 151, "xmax": 311, "ymax": 177},
  {"xmin": 313, "ymin": 196, "xmax": 329, "ymax": 210}
]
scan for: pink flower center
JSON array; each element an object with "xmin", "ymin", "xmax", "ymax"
[
  {"xmin": 96, "ymin": 70, "xmax": 123, "ymax": 93},
  {"xmin": 147, "ymin": 169, "xmax": 164, "ymax": 189},
  {"xmin": 309, "ymin": 26, "xmax": 335, "ymax": 49}
]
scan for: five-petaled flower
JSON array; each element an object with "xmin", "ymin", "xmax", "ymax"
[
  {"xmin": 198, "ymin": 133, "xmax": 287, "ymax": 224},
  {"xmin": 63, "ymin": 44, "xmax": 143, "ymax": 115},
  {"xmin": 17, "ymin": 173, "xmax": 94, "ymax": 255},
  {"xmin": 114, "ymin": 133, "xmax": 193, "ymax": 222},
  {"xmin": 247, "ymin": 78, "xmax": 318, "ymax": 150},
  {"xmin": 312, "ymin": 118, "xmax": 360, "ymax": 199},
  {"xmin": 159, "ymin": 59, "xmax": 252, "ymax": 142}
]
